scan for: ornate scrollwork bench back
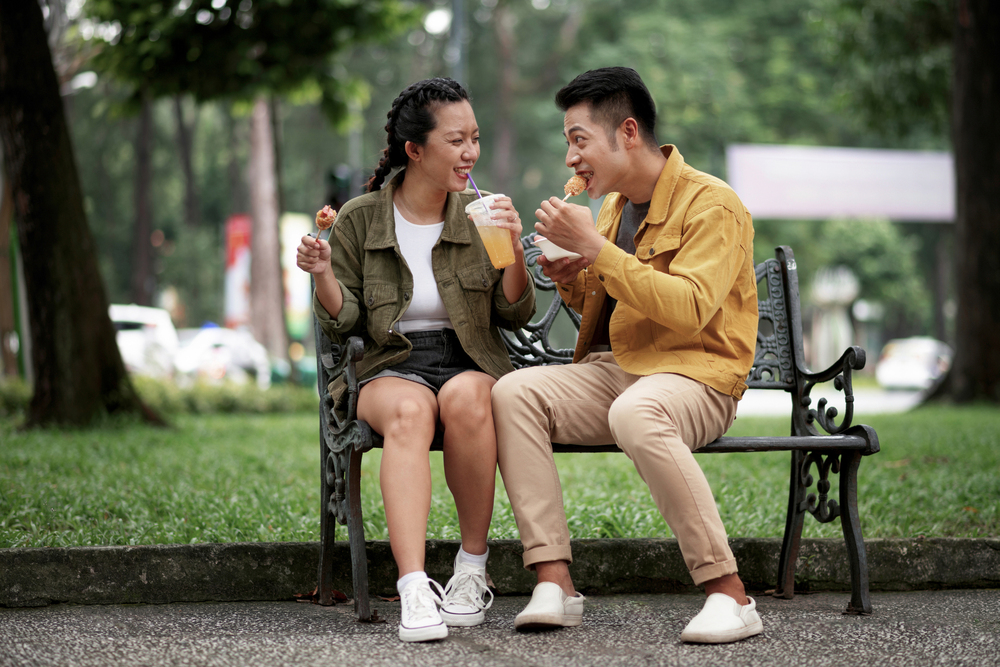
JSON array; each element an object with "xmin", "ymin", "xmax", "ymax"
[{"xmin": 313, "ymin": 241, "xmax": 880, "ymax": 621}]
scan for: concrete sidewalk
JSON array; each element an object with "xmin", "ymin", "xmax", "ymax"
[
  {"xmin": 2, "ymin": 590, "xmax": 998, "ymax": 666},
  {"xmin": 4, "ymin": 538, "xmax": 1000, "ymax": 608}
]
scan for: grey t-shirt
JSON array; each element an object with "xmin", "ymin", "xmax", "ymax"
[{"xmin": 604, "ymin": 198, "xmax": 650, "ymax": 318}]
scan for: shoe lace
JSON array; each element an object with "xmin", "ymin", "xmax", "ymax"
[
  {"xmin": 402, "ymin": 579, "xmax": 445, "ymax": 624},
  {"xmin": 443, "ymin": 563, "xmax": 494, "ymax": 611}
]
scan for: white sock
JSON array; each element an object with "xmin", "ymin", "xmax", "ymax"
[
  {"xmin": 397, "ymin": 571, "xmax": 429, "ymax": 595},
  {"xmin": 457, "ymin": 546, "xmax": 488, "ymax": 568}
]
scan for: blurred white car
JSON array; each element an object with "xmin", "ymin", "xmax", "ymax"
[
  {"xmin": 174, "ymin": 327, "xmax": 271, "ymax": 390},
  {"xmin": 109, "ymin": 304, "xmax": 179, "ymax": 378},
  {"xmin": 875, "ymin": 336, "xmax": 952, "ymax": 391}
]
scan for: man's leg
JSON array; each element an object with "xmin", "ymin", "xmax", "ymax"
[
  {"xmin": 608, "ymin": 373, "xmax": 761, "ymax": 642},
  {"xmin": 493, "ymin": 352, "xmax": 631, "ymax": 624},
  {"xmin": 608, "ymin": 373, "xmax": 739, "ymax": 587}
]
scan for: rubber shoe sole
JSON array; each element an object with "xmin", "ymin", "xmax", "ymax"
[
  {"xmin": 440, "ymin": 608, "xmax": 485, "ymax": 627},
  {"xmin": 398, "ymin": 621, "xmax": 448, "ymax": 642}
]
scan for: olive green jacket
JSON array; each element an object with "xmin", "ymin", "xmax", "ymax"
[{"xmin": 314, "ymin": 172, "xmax": 536, "ymax": 410}]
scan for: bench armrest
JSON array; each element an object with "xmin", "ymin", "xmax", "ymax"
[
  {"xmin": 796, "ymin": 345, "xmax": 866, "ymax": 436},
  {"xmin": 316, "ymin": 330, "xmax": 373, "ymax": 453}
]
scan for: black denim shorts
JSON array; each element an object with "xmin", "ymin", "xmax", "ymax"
[{"xmin": 359, "ymin": 329, "xmax": 483, "ymax": 394}]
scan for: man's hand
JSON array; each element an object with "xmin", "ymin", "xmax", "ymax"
[
  {"xmin": 534, "ymin": 197, "xmax": 607, "ymax": 265},
  {"xmin": 538, "ymin": 255, "xmax": 589, "ymax": 284}
]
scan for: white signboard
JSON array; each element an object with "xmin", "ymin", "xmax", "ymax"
[{"xmin": 725, "ymin": 144, "xmax": 954, "ymax": 222}]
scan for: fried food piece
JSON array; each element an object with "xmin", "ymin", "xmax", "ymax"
[
  {"xmin": 315, "ymin": 205, "xmax": 337, "ymax": 230},
  {"xmin": 563, "ymin": 174, "xmax": 588, "ymax": 199}
]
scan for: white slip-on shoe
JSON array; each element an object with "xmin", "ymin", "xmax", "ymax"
[
  {"xmin": 398, "ymin": 578, "xmax": 448, "ymax": 643},
  {"xmin": 680, "ymin": 593, "xmax": 763, "ymax": 644},
  {"xmin": 514, "ymin": 582, "xmax": 585, "ymax": 630},
  {"xmin": 440, "ymin": 560, "xmax": 494, "ymax": 627}
]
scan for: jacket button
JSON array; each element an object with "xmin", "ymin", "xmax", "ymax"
[
  {"xmin": 649, "ymin": 247, "xmax": 655, "ymax": 255},
  {"xmin": 387, "ymin": 329, "xmax": 394, "ymax": 336},
  {"xmin": 367, "ymin": 296, "xmax": 374, "ymax": 306},
  {"xmin": 482, "ymin": 278, "xmax": 488, "ymax": 287},
  {"xmin": 404, "ymin": 292, "xmax": 410, "ymax": 300}
]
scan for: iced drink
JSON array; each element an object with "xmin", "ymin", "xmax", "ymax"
[{"xmin": 465, "ymin": 194, "xmax": 515, "ymax": 269}]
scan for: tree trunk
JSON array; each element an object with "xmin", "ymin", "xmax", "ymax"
[
  {"xmin": 130, "ymin": 92, "xmax": 154, "ymax": 306},
  {"xmin": 0, "ymin": 0, "xmax": 160, "ymax": 425},
  {"xmin": 173, "ymin": 96, "xmax": 201, "ymax": 228},
  {"xmin": 225, "ymin": 103, "xmax": 249, "ymax": 215},
  {"xmin": 248, "ymin": 95, "xmax": 288, "ymax": 362},
  {"xmin": 491, "ymin": 2, "xmax": 517, "ymax": 196},
  {"xmin": 0, "ymin": 168, "xmax": 17, "ymax": 376},
  {"xmin": 950, "ymin": 0, "xmax": 1000, "ymax": 402}
]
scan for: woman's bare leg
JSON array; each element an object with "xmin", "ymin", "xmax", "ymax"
[
  {"xmin": 437, "ymin": 371, "xmax": 498, "ymax": 556},
  {"xmin": 358, "ymin": 377, "xmax": 439, "ymax": 578}
]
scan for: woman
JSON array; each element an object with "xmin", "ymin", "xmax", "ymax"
[{"xmin": 297, "ymin": 78, "xmax": 534, "ymax": 642}]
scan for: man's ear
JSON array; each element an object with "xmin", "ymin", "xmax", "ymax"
[
  {"xmin": 620, "ymin": 118, "xmax": 641, "ymax": 150},
  {"xmin": 404, "ymin": 140, "xmax": 422, "ymax": 162}
]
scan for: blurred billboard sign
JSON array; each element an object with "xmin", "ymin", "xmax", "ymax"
[
  {"xmin": 224, "ymin": 214, "xmax": 252, "ymax": 329},
  {"xmin": 725, "ymin": 144, "xmax": 954, "ymax": 222},
  {"xmin": 280, "ymin": 213, "xmax": 313, "ymax": 341},
  {"xmin": 224, "ymin": 213, "xmax": 314, "ymax": 341}
]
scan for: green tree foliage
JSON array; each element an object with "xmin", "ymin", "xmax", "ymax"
[
  {"xmin": 84, "ymin": 0, "xmax": 419, "ymax": 119},
  {"xmin": 811, "ymin": 0, "xmax": 952, "ymax": 141},
  {"xmin": 62, "ymin": 0, "xmax": 945, "ymax": 344}
]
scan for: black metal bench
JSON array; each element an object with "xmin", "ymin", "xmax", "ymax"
[{"xmin": 313, "ymin": 242, "xmax": 880, "ymax": 621}]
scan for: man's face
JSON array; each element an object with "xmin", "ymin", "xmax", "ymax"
[{"xmin": 562, "ymin": 103, "xmax": 629, "ymax": 200}]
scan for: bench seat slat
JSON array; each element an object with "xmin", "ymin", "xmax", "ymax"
[
  {"xmin": 366, "ymin": 433, "xmax": 869, "ymax": 454},
  {"xmin": 549, "ymin": 435, "xmax": 869, "ymax": 454}
]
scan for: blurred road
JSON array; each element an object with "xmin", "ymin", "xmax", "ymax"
[{"xmin": 737, "ymin": 387, "xmax": 923, "ymax": 418}]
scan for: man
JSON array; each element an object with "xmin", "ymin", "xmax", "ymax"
[{"xmin": 492, "ymin": 67, "xmax": 761, "ymax": 644}]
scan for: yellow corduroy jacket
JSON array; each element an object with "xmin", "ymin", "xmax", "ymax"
[{"xmin": 555, "ymin": 145, "xmax": 758, "ymax": 400}]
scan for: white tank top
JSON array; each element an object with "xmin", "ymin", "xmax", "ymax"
[{"xmin": 392, "ymin": 203, "xmax": 453, "ymax": 333}]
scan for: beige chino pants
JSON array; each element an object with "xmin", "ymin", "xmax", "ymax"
[{"xmin": 493, "ymin": 351, "xmax": 740, "ymax": 586}]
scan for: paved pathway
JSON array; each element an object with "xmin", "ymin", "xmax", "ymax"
[{"xmin": 2, "ymin": 590, "xmax": 998, "ymax": 666}]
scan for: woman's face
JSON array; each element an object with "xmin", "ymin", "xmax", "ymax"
[{"xmin": 406, "ymin": 100, "xmax": 480, "ymax": 192}]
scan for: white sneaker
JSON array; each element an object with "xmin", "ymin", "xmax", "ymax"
[
  {"xmin": 440, "ymin": 560, "xmax": 494, "ymax": 627},
  {"xmin": 398, "ymin": 578, "xmax": 448, "ymax": 642},
  {"xmin": 680, "ymin": 593, "xmax": 763, "ymax": 643},
  {"xmin": 514, "ymin": 582, "xmax": 584, "ymax": 630}
]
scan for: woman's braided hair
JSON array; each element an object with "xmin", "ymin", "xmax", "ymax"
[{"xmin": 365, "ymin": 77, "xmax": 470, "ymax": 192}]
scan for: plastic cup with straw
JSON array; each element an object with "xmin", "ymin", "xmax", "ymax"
[{"xmin": 464, "ymin": 173, "xmax": 515, "ymax": 269}]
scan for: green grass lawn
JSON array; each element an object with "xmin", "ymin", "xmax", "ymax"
[{"xmin": 1, "ymin": 404, "xmax": 998, "ymax": 548}]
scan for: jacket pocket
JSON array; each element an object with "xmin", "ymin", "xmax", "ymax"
[
  {"xmin": 363, "ymin": 282, "xmax": 399, "ymax": 340},
  {"xmin": 457, "ymin": 264, "xmax": 499, "ymax": 327},
  {"xmin": 635, "ymin": 233, "xmax": 680, "ymax": 264}
]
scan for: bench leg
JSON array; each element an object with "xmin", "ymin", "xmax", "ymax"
[
  {"xmin": 839, "ymin": 450, "xmax": 872, "ymax": 615},
  {"xmin": 317, "ymin": 426, "xmax": 338, "ymax": 606},
  {"xmin": 347, "ymin": 446, "xmax": 375, "ymax": 621},
  {"xmin": 774, "ymin": 450, "xmax": 806, "ymax": 599}
]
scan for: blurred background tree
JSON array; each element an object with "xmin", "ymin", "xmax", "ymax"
[
  {"xmin": 82, "ymin": 0, "xmax": 418, "ymax": 363},
  {"xmin": 0, "ymin": 0, "xmax": 156, "ymax": 426},
  {"xmin": 815, "ymin": 0, "xmax": 999, "ymax": 401},
  {"xmin": 9, "ymin": 0, "xmax": 992, "ymax": 403}
]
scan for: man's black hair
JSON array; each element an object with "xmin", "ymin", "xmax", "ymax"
[{"xmin": 555, "ymin": 67, "xmax": 659, "ymax": 150}]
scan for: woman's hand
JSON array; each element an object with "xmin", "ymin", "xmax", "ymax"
[
  {"xmin": 474, "ymin": 196, "xmax": 529, "ymax": 303},
  {"xmin": 297, "ymin": 235, "xmax": 332, "ymax": 275},
  {"xmin": 298, "ymin": 233, "xmax": 344, "ymax": 318},
  {"xmin": 483, "ymin": 196, "xmax": 524, "ymax": 255}
]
